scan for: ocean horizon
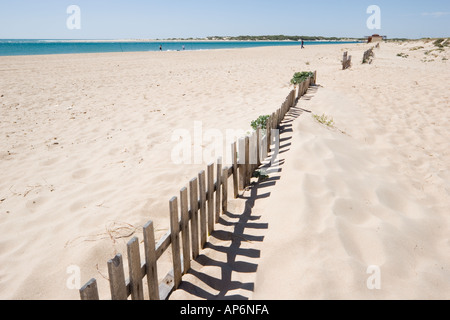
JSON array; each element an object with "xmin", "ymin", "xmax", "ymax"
[{"xmin": 0, "ymin": 39, "xmax": 362, "ymax": 56}]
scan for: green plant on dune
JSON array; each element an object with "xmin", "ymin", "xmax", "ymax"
[
  {"xmin": 433, "ymin": 38, "xmax": 449, "ymax": 48},
  {"xmin": 290, "ymin": 71, "xmax": 314, "ymax": 86},
  {"xmin": 313, "ymin": 113, "xmax": 335, "ymax": 128},
  {"xmin": 251, "ymin": 115, "xmax": 270, "ymax": 131},
  {"xmin": 397, "ymin": 52, "xmax": 409, "ymax": 58},
  {"xmin": 252, "ymin": 169, "xmax": 270, "ymax": 181}
]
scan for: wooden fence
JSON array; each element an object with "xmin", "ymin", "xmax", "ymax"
[
  {"xmin": 342, "ymin": 51, "xmax": 352, "ymax": 70},
  {"xmin": 363, "ymin": 47, "xmax": 375, "ymax": 64},
  {"xmin": 79, "ymin": 71, "xmax": 317, "ymax": 300}
]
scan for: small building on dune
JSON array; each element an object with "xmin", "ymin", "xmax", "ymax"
[{"xmin": 367, "ymin": 34, "xmax": 386, "ymax": 43}]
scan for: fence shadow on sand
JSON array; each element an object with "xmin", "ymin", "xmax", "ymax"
[{"xmin": 170, "ymin": 97, "xmax": 317, "ymax": 300}]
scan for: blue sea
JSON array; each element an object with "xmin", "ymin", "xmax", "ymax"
[{"xmin": 0, "ymin": 39, "xmax": 361, "ymax": 56}]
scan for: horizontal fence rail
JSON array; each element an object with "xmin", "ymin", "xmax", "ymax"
[{"xmin": 79, "ymin": 71, "xmax": 317, "ymax": 300}]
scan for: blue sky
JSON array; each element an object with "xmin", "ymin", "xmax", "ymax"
[{"xmin": 0, "ymin": 0, "xmax": 449, "ymax": 39}]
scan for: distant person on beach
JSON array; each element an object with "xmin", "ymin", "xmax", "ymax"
[
  {"xmin": 182, "ymin": 45, "xmax": 185, "ymax": 51},
  {"xmin": 301, "ymin": 40, "xmax": 304, "ymax": 49},
  {"xmin": 159, "ymin": 45, "xmax": 162, "ymax": 51}
]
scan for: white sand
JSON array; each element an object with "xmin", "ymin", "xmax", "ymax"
[
  {"xmin": 252, "ymin": 42, "xmax": 450, "ymax": 300},
  {"xmin": 0, "ymin": 41, "xmax": 449, "ymax": 299}
]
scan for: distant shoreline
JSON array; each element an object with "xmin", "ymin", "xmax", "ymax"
[
  {"xmin": 1, "ymin": 39, "xmax": 363, "ymax": 43},
  {"xmin": 0, "ymin": 39, "xmax": 363, "ymax": 57}
]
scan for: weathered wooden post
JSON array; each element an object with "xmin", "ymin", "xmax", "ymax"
[
  {"xmin": 238, "ymin": 138, "xmax": 246, "ymax": 190},
  {"xmin": 189, "ymin": 178, "xmax": 199, "ymax": 259},
  {"xmin": 222, "ymin": 167, "xmax": 228, "ymax": 216},
  {"xmin": 215, "ymin": 157, "xmax": 222, "ymax": 223},
  {"xmin": 169, "ymin": 197, "xmax": 182, "ymax": 290},
  {"xmin": 80, "ymin": 278, "xmax": 100, "ymax": 301},
  {"xmin": 198, "ymin": 171, "xmax": 207, "ymax": 248},
  {"xmin": 143, "ymin": 221, "xmax": 160, "ymax": 300},
  {"xmin": 343, "ymin": 52, "xmax": 352, "ymax": 69},
  {"xmin": 244, "ymin": 136, "xmax": 250, "ymax": 187},
  {"xmin": 266, "ymin": 116, "xmax": 272, "ymax": 154},
  {"xmin": 127, "ymin": 237, "xmax": 144, "ymax": 300},
  {"xmin": 231, "ymin": 142, "xmax": 239, "ymax": 198},
  {"xmin": 179, "ymin": 188, "xmax": 190, "ymax": 275},
  {"xmin": 207, "ymin": 163, "xmax": 215, "ymax": 234},
  {"xmin": 256, "ymin": 128, "xmax": 261, "ymax": 168},
  {"xmin": 107, "ymin": 254, "xmax": 127, "ymax": 300},
  {"xmin": 249, "ymin": 131, "xmax": 258, "ymax": 173}
]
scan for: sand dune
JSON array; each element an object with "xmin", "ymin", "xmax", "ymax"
[
  {"xmin": 252, "ymin": 42, "xmax": 450, "ymax": 299},
  {"xmin": 1, "ymin": 41, "xmax": 449, "ymax": 299}
]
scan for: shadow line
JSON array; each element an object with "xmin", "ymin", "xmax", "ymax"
[{"xmin": 173, "ymin": 88, "xmax": 317, "ymax": 300}]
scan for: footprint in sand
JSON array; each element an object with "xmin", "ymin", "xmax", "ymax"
[
  {"xmin": 69, "ymin": 200, "xmax": 89, "ymax": 213},
  {"xmin": 25, "ymin": 196, "xmax": 49, "ymax": 213},
  {"xmin": 375, "ymin": 186, "xmax": 407, "ymax": 214},
  {"xmin": 375, "ymin": 186, "xmax": 425, "ymax": 220},
  {"xmin": 301, "ymin": 174, "xmax": 327, "ymax": 197},
  {"xmin": 72, "ymin": 168, "xmax": 91, "ymax": 180},
  {"xmin": 332, "ymin": 198, "xmax": 371, "ymax": 225},
  {"xmin": 40, "ymin": 157, "xmax": 61, "ymax": 167}
]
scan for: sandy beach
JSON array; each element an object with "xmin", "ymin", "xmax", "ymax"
[{"xmin": 1, "ymin": 41, "xmax": 449, "ymax": 300}]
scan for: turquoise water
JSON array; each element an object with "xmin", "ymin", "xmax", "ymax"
[{"xmin": 0, "ymin": 39, "xmax": 361, "ymax": 56}]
